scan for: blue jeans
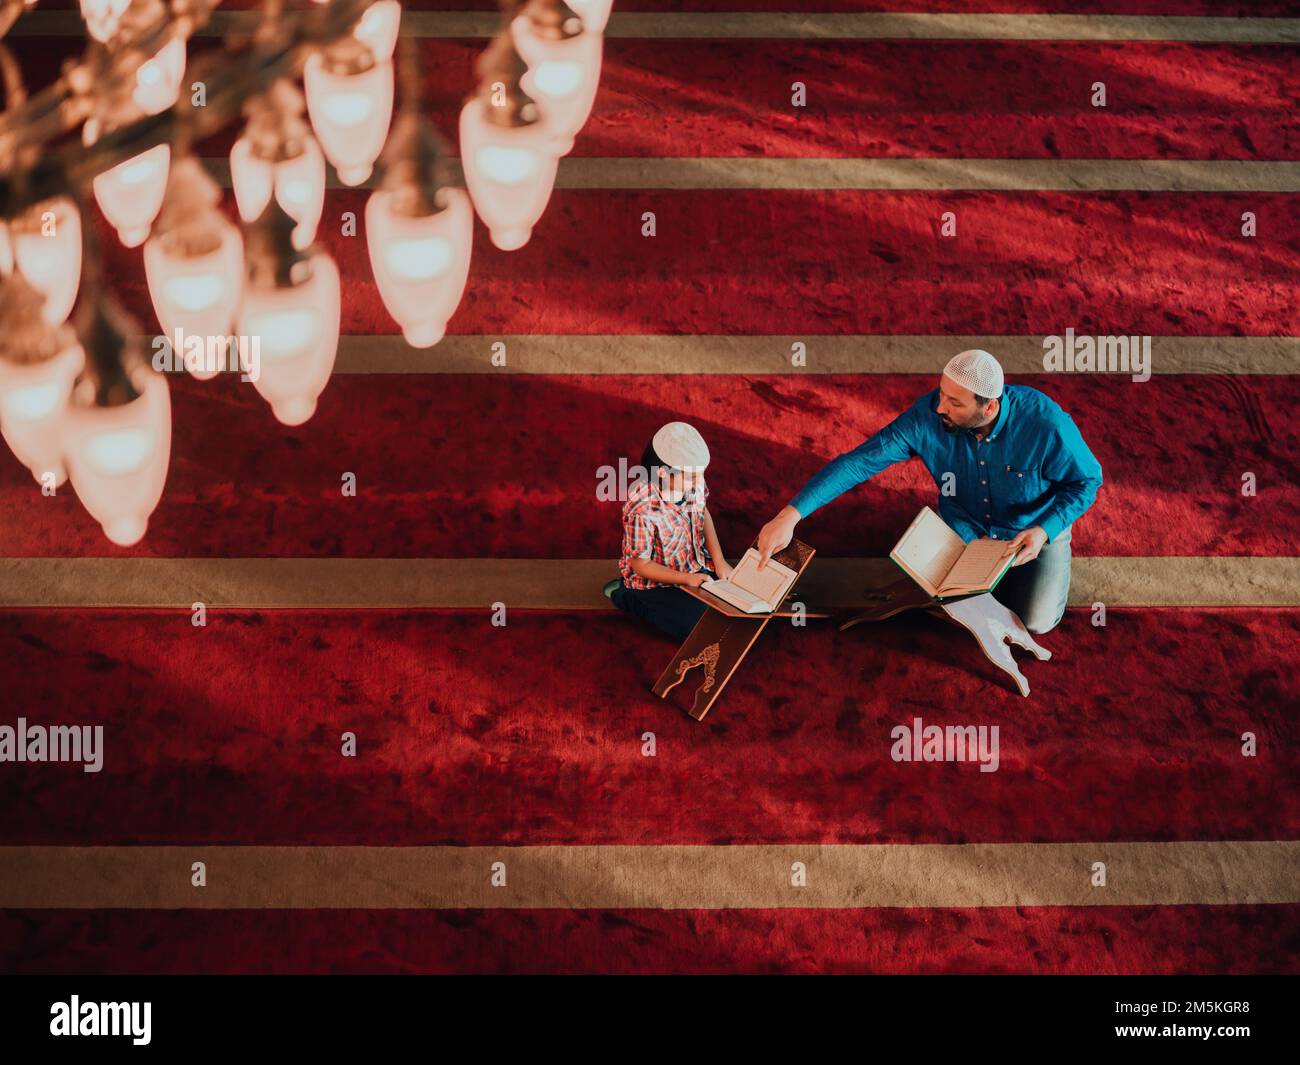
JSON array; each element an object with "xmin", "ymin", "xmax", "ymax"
[
  {"xmin": 991, "ymin": 526, "xmax": 1072, "ymax": 634},
  {"xmin": 611, "ymin": 573, "xmax": 713, "ymax": 642}
]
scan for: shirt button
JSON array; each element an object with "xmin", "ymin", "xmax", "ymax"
[
  {"xmin": 979, "ymin": 461, "xmax": 986, "ymax": 466},
  {"xmin": 981, "ymin": 480, "xmax": 987, "ymax": 485}
]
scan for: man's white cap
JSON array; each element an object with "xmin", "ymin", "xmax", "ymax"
[
  {"xmin": 653, "ymin": 421, "xmax": 710, "ymax": 471},
  {"xmin": 942, "ymin": 348, "xmax": 1004, "ymax": 399}
]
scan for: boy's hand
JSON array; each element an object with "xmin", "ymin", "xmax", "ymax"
[
  {"xmin": 1007, "ymin": 526, "xmax": 1048, "ymax": 566},
  {"xmin": 682, "ymin": 572, "xmax": 711, "ymax": 588},
  {"xmin": 714, "ymin": 560, "xmax": 734, "ymax": 581}
]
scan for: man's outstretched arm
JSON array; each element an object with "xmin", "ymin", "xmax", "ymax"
[{"xmin": 757, "ymin": 404, "xmax": 923, "ymax": 565}]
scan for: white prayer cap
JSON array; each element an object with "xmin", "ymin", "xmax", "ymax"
[
  {"xmin": 653, "ymin": 421, "xmax": 710, "ymax": 471},
  {"xmin": 942, "ymin": 348, "xmax": 1004, "ymax": 399}
]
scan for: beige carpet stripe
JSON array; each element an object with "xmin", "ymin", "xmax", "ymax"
[
  {"xmin": 13, "ymin": 12, "xmax": 1300, "ymax": 42},
  {"xmin": 0, "ymin": 842, "xmax": 1293, "ymax": 909},
  {"xmin": 327, "ymin": 334, "xmax": 1300, "ymax": 375},
  {"xmin": 1, "ymin": 557, "xmax": 1296, "ymax": 609},
  {"xmin": 554, "ymin": 158, "xmax": 1300, "ymax": 192},
  {"xmin": 196, "ymin": 157, "xmax": 1300, "ymax": 192}
]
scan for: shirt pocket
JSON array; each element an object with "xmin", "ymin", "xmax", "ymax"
[{"xmin": 996, "ymin": 464, "xmax": 1046, "ymax": 506}]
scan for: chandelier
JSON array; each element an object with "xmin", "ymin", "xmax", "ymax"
[{"xmin": 0, "ymin": 0, "xmax": 612, "ymax": 545}]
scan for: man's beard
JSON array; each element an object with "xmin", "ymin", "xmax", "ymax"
[{"xmin": 939, "ymin": 411, "xmax": 985, "ymax": 433}]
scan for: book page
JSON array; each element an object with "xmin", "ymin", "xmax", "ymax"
[
  {"xmin": 701, "ymin": 580, "xmax": 765, "ymax": 613},
  {"xmin": 941, "ymin": 539, "xmax": 1017, "ymax": 594},
  {"xmin": 890, "ymin": 508, "xmax": 965, "ymax": 593},
  {"xmin": 727, "ymin": 548, "xmax": 797, "ymax": 608}
]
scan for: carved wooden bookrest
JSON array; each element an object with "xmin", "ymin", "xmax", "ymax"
[
  {"xmin": 653, "ymin": 539, "xmax": 827, "ymax": 721},
  {"xmin": 839, "ymin": 576, "xmax": 1051, "ymax": 697}
]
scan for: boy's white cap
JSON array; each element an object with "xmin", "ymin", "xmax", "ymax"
[
  {"xmin": 943, "ymin": 348, "xmax": 1004, "ymax": 399},
  {"xmin": 653, "ymin": 421, "xmax": 710, "ymax": 471}
]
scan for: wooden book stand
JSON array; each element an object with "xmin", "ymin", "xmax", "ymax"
[
  {"xmin": 839, "ymin": 576, "xmax": 1051, "ymax": 697},
  {"xmin": 652, "ymin": 539, "xmax": 827, "ymax": 720}
]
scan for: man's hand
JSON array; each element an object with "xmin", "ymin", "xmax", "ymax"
[
  {"xmin": 1007, "ymin": 526, "xmax": 1048, "ymax": 566},
  {"xmin": 713, "ymin": 560, "xmax": 734, "ymax": 581},
  {"xmin": 757, "ymin": 505, "xmax": 801, "ymax": 568},
  {"xmin": 681, "ymin": 571, "xmax": 711, "ymax": 588}
]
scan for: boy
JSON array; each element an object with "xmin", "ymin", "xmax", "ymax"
[{"xmin": 604, "ymin": 422, "xmax": 732, "ymax": 641}]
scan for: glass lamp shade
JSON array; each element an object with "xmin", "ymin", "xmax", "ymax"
[
  {"xmin": 144, "ymin": 225, "xmax": 244, "ymax": 380},
  {"xmin": 513, "ymin": 16, "xmax": 603, "ymax": 156},
  {"xmin": 63, "ymin": 371, "xmax": 172, "ymax": 546},
  {"xmin": 7, "ymin": 198, "xmax": 82, "ymax": 326},
  {"xmin": 80, "ymin": 0, "xmax": 132, "ymax": 43},
  {"xmin": 365, "ymin": 187, "xmax": 473, "ymax": 348},
  {"xmin": 133, "ymin": 36, "xmax": 187, "ymax": 116},
  {"xmin": 230, "ymin": 136, "xmax": 326, "ymax": 250},
  {"xmin": 567, "ymin": 0, "xmax": 613, "ymax": 34},
  {"xmin": 238, "ymin": 254, "xmax": 341, "ymax": 426},
  {"xmin": 0, "ymin": 342, "xmax": 86, "ymax": 486},
  {"xmin": 458, "ymin": 97, "xmax": 559, "ymax": 251},
  {"xmin": 354, "ymin": 0, "xmax": 401, "ymax": 63},
  {"xmin": 304, "ymin": 54, "xmax": 394, "ymax": 187},
  {"xmin": 91, "ymin": 142, "xmax": 171, "ymax": 248}
]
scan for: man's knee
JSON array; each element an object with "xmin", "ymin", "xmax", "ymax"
[{"xmin": 1020, "ymin": 598, "xmax": 1065, "ymax": 635}]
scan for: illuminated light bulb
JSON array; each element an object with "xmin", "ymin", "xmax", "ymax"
[
  {"xmin": 239, "ymin": 260, "xmax": 340, "ymax": 424},
  {"xmin": 90, "ymin": 142, "xmax": 171, "ymax": 248},
  {"xmin": 230, "ymin": 81, "xmax": 327, "ymax": 250},
  {"xmin": 513, "ymin": 3, "xmax": 603, "ymax": 156},
  {"xmin": 79, "ymin": 0, "xmax": 132, "ymax": 43},
  {"xmin": 533, "ymin": 60, "xmax": 583, "ymax": 97},
  {"xmin": 132, "ymin": 36, "xmax": 186, "ymax": 116},
  {"xmin": 568, "ymin": 0, "xmax": 613, "ymax": 34},
  {"xmin": 7, "ymin": 197, "xmax": 83, "ymax": 326},
  {"xmin": 0, "ymin": 271, "xmax": 85, "ymax": 487},
  {"xmin": 239, "ymin": 200, "xmax": 341, "ymax": 426},
  {"xmin": 386, "ymin": 236, "xmax": 453, "ymax": 280},
  {"xmin": 366, "ymin": 187, "xmax": 472, "ymax": 348},
  {"xmin": 5, "ymin": 380, "xmax": 66, "ymax": 422},
  {"xmin": 64, "ymin": 377, "xmax": 170, "ymax": 545},
  {"xmin": 459, "ymin": 95, "xmax": 558, "ymax": 251},
  {"xmin": 63, "ymin": 296, "xmax": 171, "ymax": 546},
  {"xmin": 304, "ymin": 39, "xmax": 394, "ymax": 187},
  {"xmin": 143, "ymin": 157, "xmax": 244, "ymax": 381},
  {"xmin": 476, "ymin": 145, "xmax": 540, "ymax": 185},
  {"xmin": 85, "ymin": 426, "xmax": 155, "ymax": 474},
  {"xmin": 354, "ymin": 0, "xmax": 401, "ymax": 63},
  {"xmin": 322, "ymin": 90, "xmax": 374, "ymax": 127}
]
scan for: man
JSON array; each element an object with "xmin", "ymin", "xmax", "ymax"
[{"xmin": 756, "ymin": 349, "xmax": 1102, "ymax": 634}]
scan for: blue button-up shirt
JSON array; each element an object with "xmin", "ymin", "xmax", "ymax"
[{"xmin": 789, "ymin": 384, "xmax": 1103, "ymax": 543}]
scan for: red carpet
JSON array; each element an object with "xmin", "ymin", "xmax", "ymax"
[
  {"xmin": 89, "ymin": 190, "xmax": 1300, "ymax": 337},
  {"xmin": 15, "ymin": 36, "xmax": 1300, "ymax": 160},
  {"xmin": 1, "ymin": 609, "xmax": 1294, "ymax": 846},
  {"xmin": 1, "ymin": 373, "xmax": 1294, "ymax": 558},
  {"xmin": 1, "ymin": 3, "xmax": 1296, "ymax": 976},
  {"xmin": 3, "ymin": 905, "xmax": 1297, "ymax": 975}
]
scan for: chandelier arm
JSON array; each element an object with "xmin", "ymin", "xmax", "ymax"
[
  {"xmin": 0, "ymin": 0, "xmax": 378, "ymax": 216},
  {"xmin": 0, "ymin": 0, "xmax": 26, "ymax": 42}
]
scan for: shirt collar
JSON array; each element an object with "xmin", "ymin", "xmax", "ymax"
[{"xmin": 980, "ymin": 388, "xmax": 1011, "ymax": 442}]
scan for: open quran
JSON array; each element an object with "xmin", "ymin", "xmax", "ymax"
[{"xmin": 890, "ymin": 506, "xmax": 1019, "ymax": 600}]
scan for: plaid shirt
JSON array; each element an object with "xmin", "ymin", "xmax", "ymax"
[{"xmin": 619, "ymin": 479, "xmax": 711, "ymax": 590}]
